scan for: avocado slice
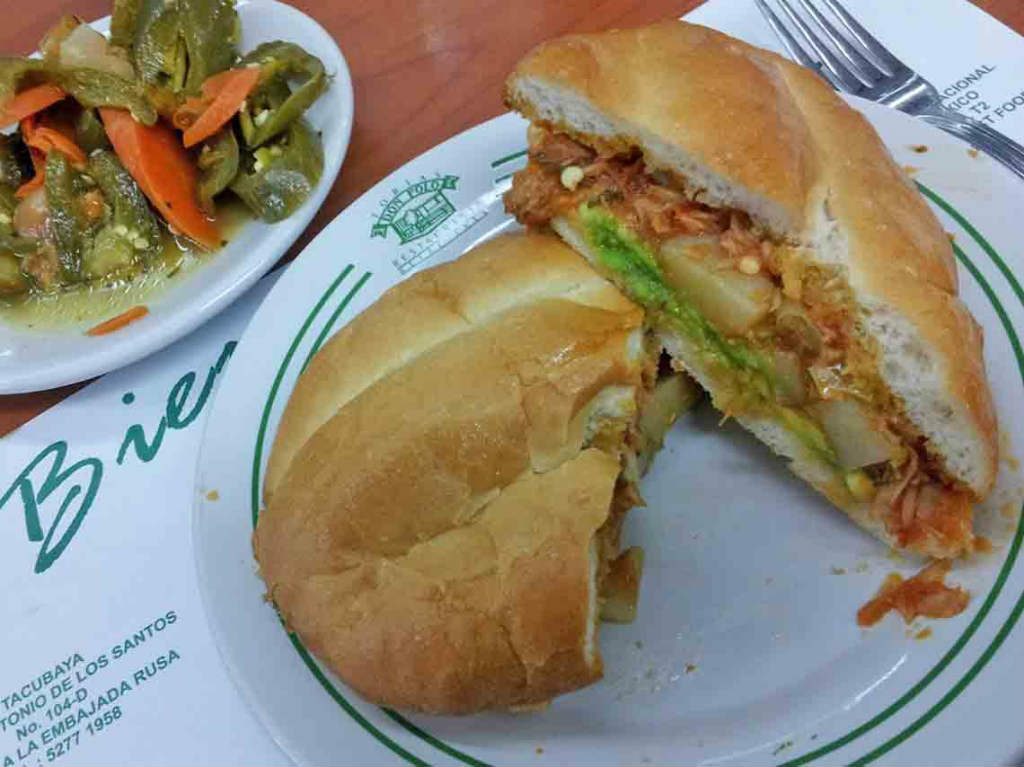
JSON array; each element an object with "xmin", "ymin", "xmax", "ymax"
[{"xmin": 576, "ymin": 203, "xmax": 837, "ymax": 467}]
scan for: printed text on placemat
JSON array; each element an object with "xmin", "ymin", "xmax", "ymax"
[{"xmin": 0, "ymin": 611, "xmax": 181, "ymax": 766}]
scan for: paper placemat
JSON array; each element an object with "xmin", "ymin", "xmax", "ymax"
[
  {"xmin": 1, "ymin": 1, "xmax": 1022, "ymax": 764},
  {"xmin": 689, "ymin": 0, "xmax": 1024, "ymax": 141}
]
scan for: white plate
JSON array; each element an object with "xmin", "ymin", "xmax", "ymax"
[
  {"xmin": 0, "ymin": 0, "xmax": 353, "ymax": 394},
  {"xmin": 193, "ymin": 99, "xmax": 1024, "ymax": 767}
]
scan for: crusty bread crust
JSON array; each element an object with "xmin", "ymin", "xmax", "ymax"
[
  {"xmin": 255, "ymin": 233, "xmax": 646, "ymax": 713},
  {"xmin": 265, "ymin": 232, "xmax": 641, "ymax": 504},
  {"xmin": 506, "ymin": 21, "xmax": 997, "ymax": 498}
]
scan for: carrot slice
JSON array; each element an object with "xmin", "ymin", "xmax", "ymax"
[
  {"xmin": 99, "ymin": 107, "xmax": 220, "ymax": 249},
  {"xmin": 19, "ymin": 114, "xmax": 39, "ymax": 142},
  {"xmin": 22, "ymin": 115, "xmax": 87, "ymax": 168},
  {"xmin": 15, "ymin": 172, "xmax": 45, "ymax": 198},
  {"xmin": 171, "ymin": 96, "xmax": 207, "ymax": 132},
  {"xmin": 201, "ymin": 69, "xmax": 251, "ymax": 98},
  {"xmin": 16, "ymin": 115, "xmax": 86, "ymax": 195},
  {"xmin": 179, "ymin": 67, "xmax": 260, "ymax": 148},
  {"xmin": 15, "ymin": 148, "xmax": 47, "ymax": 198},
  {"xmin": 33, "ymin": 127, "xmax": 87, "ymax": 165},
  {"xmin": 86, "ymin": 305, "xmax": 150, "ymax": 336},
  {"xmin": 0, "ymin": 84, "xmax": 66, "ymax": 129}
]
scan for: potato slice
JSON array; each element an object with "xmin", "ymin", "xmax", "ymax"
[
  {"xmin": 601, "ymin": 547, "xmax": 644, "ymax": 624},
  {"xmin": 809, "ymin": 399, "xmax": 898, "ymax": 470},
  {"xmin": 659, "ymin": 236, "xmax": 777, "ymax": 335},
  {"xmin": 636, "ymin": 372, "xmax": 701, "ymax": 473}
]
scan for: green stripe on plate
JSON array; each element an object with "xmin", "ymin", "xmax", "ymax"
[
  {"xmin": 288, "ymin": 633, "xmax": 431, "ymax": 767},
  {"xmin": 300, "ymin": 271, "xmax": 374, "ymax": 373},
  {"xmin": 383, "ymin": 709, "xmax": 493, "ymax": 767},
  {"xmin": 490, "ymin": 148, "xmax": 527, "ymax": 168},
  {"xmin": 250, "ymin": 263, "xmax": 354, "ymax": 527},
  {"xmin": 917, "ymin": 183, "xmax": 1024, "ymax": 309}
]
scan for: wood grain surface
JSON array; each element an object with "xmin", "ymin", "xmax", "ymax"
[{"xmin": 1, "ymin": 0, "xmax": 1022, "ymax": 435}]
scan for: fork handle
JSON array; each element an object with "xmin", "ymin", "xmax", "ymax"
[{"xmin": 919, "ymin": 112, "xmax": 1024, "ymax": 181}]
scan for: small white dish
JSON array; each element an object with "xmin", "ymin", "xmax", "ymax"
[{"xmin": 0, "ymin": 0, "xmax": 353, "ymax": 394}]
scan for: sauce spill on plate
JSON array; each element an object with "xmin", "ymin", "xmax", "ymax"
[{"xmin": 857, "ymin": 560, "xmax": 969, "ymax": 627}]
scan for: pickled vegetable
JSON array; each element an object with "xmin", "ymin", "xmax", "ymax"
[
  {"xmin": 110, "ymin": 0, "xmax": 140, "ymax": 50},
  {"xmin": 0, "ymin": 136, "xmax": 26, "ymax": 190},
  {"xmin": 0, "ymin": 234, "xmax": 37, "ymax": 258},
  {"xmin": 86, "ymin": 149, "xmax": 161, "ymax": 276},
  {"xmin": 178, "ymin": 67, "xmax": 259, "ymax": 147},
  {"xmin": 0, "ymin": 83, "xmax": 66, "ymax": 129},
  {"xmin": 237, "ymin": 41, "xmax": 326, "ymax": 147},
  {"xmin": 44, "ymin": 151, "xmax": 92, "ymax": 280},
  {"xmin": 39, "ymin": 15, "xmax": 81, "ymax": 62},
  {"xmin": 0, "ymin": 253, "xmax": 28, "ymax": 295},
  {"xmin": 21, "ymin": 112, "xmax": 88, "ymax": 168},
  {"xmin": 57, "ymin": 24, "xmax": 135, "ymax": 80},
  {"xmin": 0, "ymin": 0, "xmax": 329, "ymax": 315},
  {"xmin": 84, "ymin": 225, "xmax": 136, "ymax": 278},
  {"xmin": 87, "ymin": 304, "xmax": 149, "ymax": 335},
  {"xmin": 231, "ymin": 119, "xmax": 322, "ymax": 222},
  {"xmin": 55, "ymin": 67, "xmax": 156, "ymax": 124},
  {"xmin": 197, "ymin": 127, "xmax": 239, "ymax": 209},
  {"xmin": 89, "ymin": 151, "xmax": 158, "ymax": 242},
  {"xmin": 12, "ymin": 187, "xmax": 48, "ymax": 238},
  {"xmin": 0, "ymin": 175, "xmax": 20, "ymax": 216},
  {"xmin": 0, "ymin": 58, "xmax": 155, "ymax": 124},
  {"xmin": 0, "ymin": 58, "xmax": 46, "ymax": 108},
  {"xmin": 131, "ymin": 0, "xmax": 239, "ymax": 95},
  {"xmin": 75, "ymin": 108, "xmax": 110, "ymax": 153},
  {"xmin": 21, "ymin": 248, "xmax": 60, "ymax": 290},
  {"xmin": 100, "ymin": 106, "xmax": 220, "ymax": 249},
  {"xmin": 130, "ymin": 0, "xmax": 185, "ymax": 90}
]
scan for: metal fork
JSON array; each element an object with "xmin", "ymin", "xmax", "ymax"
[{"xmin": 755, "ymin": 0, "xmax": 1024, "ymax": 180}]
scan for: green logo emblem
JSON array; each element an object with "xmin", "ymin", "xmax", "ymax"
[{"xmin": 371, "ymin": 174, "xmax": 459, "ymax": 244}]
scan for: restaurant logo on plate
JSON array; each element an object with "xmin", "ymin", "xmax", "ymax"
[{"xmin": 371, "ymin": 174, "xmax": 459, "ymax": 244}]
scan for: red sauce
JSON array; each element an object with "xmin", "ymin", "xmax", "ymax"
[{"xmin": 857, "ymin": 560, "xmax": 969, "ymax": 627}]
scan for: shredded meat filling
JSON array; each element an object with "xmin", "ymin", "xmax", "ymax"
[
  {"xmin": 506, "ymin": 134, "xmax": 733, "ymax": 244},
  {"xmin": 506, "ymin": 127, "xmax": 975, "ymax": 554},
  {"xmin": 857, "ymin": 560, "xmax": 970, "ymax": 627},
  {"xmin": 873, "ymin": 450, "xmax": 973, "ymax": 552}
]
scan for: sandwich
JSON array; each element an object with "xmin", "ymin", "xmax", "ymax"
[
  {"xmin": 504, "ymin": 21, "xmax": 998, "ymax": 559},
  {"xmin": 255, "ymin": 232, "xmax": 697, "ymax": 714}
]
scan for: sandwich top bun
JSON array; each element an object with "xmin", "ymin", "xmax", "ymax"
[
  {"xmin": 255, "ymin": 233, "xmax": 649, "ymax": 714},
  {"xmin": 505, "ymin": 20, "xmax": 997, "ymax": 500}
]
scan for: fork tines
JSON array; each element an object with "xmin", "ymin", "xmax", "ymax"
[{"xmin": 754, "ymin": 0, "xmax": 910, "ymax": 95}]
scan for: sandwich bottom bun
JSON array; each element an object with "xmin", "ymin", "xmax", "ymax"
[{"xmin": 254, "ymin": 232, "xmax": 658, "ymax": 714}]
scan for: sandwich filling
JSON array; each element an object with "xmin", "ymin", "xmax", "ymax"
[
  {"xmin": 506, "ymin": 125, "xmax": 974, "ymax": 556},
  {"xmin": 589, "ymin": 345, "xmax": 700, "ymax": 623}
]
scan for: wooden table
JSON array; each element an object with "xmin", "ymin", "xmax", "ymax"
[{"xmin": 2, "ymin": 0, "xmax": 1023, "ymax": 435}]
